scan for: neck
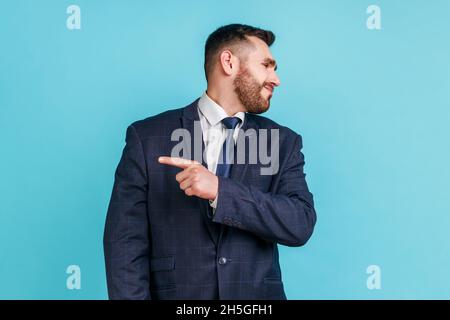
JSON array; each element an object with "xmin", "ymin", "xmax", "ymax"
[{"xmin": 205, "ymin": 86, "xmax": 246, "ymax": 116}]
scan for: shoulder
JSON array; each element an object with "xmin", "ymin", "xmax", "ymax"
[{"xmin": 124, "ymin": 105, "xmax": 187, "ymax": 141}]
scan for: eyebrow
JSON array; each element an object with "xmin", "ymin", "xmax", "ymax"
[{"xmin": 263, "ymin": 58, "xmax": 278, "ymax": 71}]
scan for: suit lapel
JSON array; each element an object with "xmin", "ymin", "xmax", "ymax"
[
  {"xmin": 181, "ymin": 98, "xmax": 221, "ymax": 247},
  {"xmin": 217, "ymin": 113, "xmax": 258, "ymax": 244},
  {"xmin": 180, "ymin": 99, "xmax": 260, "ymax": 247}
]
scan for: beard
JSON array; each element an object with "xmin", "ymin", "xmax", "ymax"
[{"xmin": 233, "ymin": 66, "xmax": 271, "ymax": 114}]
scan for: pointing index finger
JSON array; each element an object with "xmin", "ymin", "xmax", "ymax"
[{"xmin": 158, "ymin": 156, "xmax": 200, "ymax": 169}]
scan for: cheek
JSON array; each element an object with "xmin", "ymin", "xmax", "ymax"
[
  {"xmin": 246, "ymin": 64, "xmax": 267, "ymax": 82},
  {"xmin": 254, "ymin": 72, "xmax": 268, "ymax": 87}
]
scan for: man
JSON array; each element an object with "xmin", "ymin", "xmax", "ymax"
[{"xmin": 103, "ymin": 23, "xmax": 316, "ymax": 300}]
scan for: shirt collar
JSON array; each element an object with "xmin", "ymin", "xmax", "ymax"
[{"xmin": 198, "ymin": 91, "xmax": 245, "ymax": 127}]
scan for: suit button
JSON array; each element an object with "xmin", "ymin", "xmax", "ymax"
[{"xmin": 218, "ymin": 257, "xmax": 227, "ymax": 265}]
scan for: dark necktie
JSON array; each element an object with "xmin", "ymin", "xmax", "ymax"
[{"xmin": 215, "ymin": 117, "xmax": 242, "ymax": 178}]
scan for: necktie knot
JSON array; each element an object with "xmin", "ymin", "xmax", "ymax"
[{"xmin": 221, "ymin": 117, "xmax": 241, "ymax": 130}]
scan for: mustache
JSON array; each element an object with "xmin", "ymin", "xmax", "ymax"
[{"xmin": 262, "ymin": 83, "xmax": 274, "ymax": 92}]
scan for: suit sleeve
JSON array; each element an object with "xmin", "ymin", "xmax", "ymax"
[
  {"xmin": 103, "ymin": 125, "xmax": 151, "ymax": 299},
  {"xmin": 212, "ymin": 134, "xmax": 317, "ymax": 247}
]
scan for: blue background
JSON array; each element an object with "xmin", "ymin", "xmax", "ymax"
[{"xmin": 1, "ymin": 0, "xmax": 449, "ymax": 299}]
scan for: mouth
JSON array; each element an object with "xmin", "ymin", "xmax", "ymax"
[{"xmin": 263, "ymin": 85, "xmax": 274, "ymax": 94}]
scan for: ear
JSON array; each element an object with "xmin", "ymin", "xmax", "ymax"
[{"xmin": 219, "ymin": 50, "xmax": 235, "ymax": 76}]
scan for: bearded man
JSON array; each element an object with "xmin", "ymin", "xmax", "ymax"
[{"xmin": 103, "ymin": 23, "xmax": 317, "ymax": 300}]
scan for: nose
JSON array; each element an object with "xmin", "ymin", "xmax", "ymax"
[{"xmin": 270, "ymin": 72, "xmax": 281, "ymax": 87}]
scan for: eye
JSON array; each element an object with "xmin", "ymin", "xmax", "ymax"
[{"xmin": 262, "ymin": 63, "xmax": 269, "ymax": 68}]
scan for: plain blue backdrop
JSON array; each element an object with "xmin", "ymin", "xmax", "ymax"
[{"xmin": 1, "ymin": 0, "xmax": 449, "ymax": 299}]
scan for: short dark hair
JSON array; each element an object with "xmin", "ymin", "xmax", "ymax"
[{"xmin": 204, "ymin": 23, "xmax": 275, "ymax": 81}]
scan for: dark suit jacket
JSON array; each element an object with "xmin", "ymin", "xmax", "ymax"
[{"xmin": 103, "ymin": 98, "xmax": 317, "ymax": 300}]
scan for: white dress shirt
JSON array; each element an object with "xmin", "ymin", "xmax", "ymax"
[{"xmin": 197, "ymin": 91, "xmax": 245, "ymax": 210}]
